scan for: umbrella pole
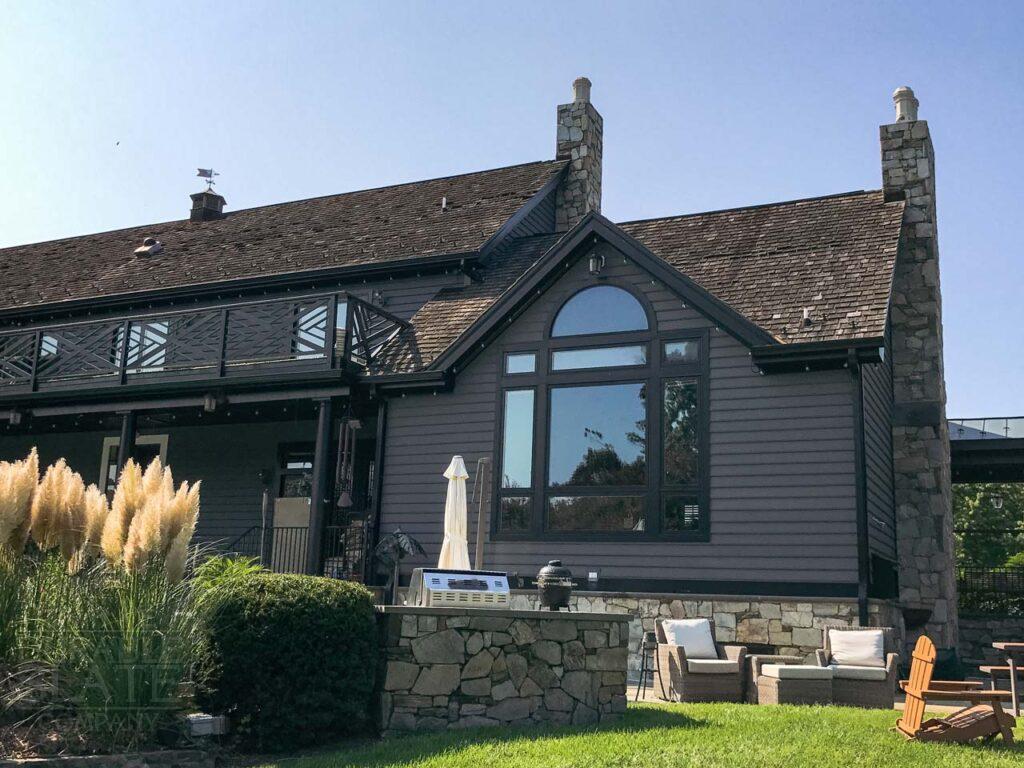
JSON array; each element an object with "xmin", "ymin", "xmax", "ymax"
[{"xmin": 473, "ymin": 458, "xmax": 489, "ymax": 570}]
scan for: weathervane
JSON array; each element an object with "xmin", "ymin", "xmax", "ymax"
[{"xmin": 196, "ymin": 168, "xmax": 219, "ymax": 190}]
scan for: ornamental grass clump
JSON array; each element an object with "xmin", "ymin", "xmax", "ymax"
[
  {"xmin": 0, "ymin": 448, "xmax": 38, "ymax": 552},
  {"xmin": 0, "ymin": 450, "xmax": 205, "ymax": 753},
  {"xmin": 120, "ymin": 458, "xmax": 200, "ymax": 583}
]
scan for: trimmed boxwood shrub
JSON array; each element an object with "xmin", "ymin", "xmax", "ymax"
[{"xmin": 196, "ymin": 572, "xmax": 377, "ymax": 750}]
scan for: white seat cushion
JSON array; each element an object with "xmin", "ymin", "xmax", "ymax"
[
  {"xmin": 828, "ymin": 629, "xmax": 885, "ymax": 667},
  {"xmin": 686, "ymin": 658, "xmax": 739, "ymax": 674},
  {"xmin": 828, "ymin": 664, "xmax": 888, "ymax": 681},
  {"xmin": 760, "ymin": 664, "xmax": 833, "ymax": 680},
  {"xmin": 661, "ymin": 619, "xmax": 718, "ymax": 660}
]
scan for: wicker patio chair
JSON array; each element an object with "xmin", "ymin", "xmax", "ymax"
[
  {"xmin": 655, "ymin": 618, "xmax": 747, "ymax": 703},
  {"xmin": 814, "ymin": 626, "xmax": 898, "ymax": 709}
]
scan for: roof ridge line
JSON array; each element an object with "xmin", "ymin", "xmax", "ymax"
[
  {"xmin": 0, "ymin": 158, "xmax": 566, "ymax": 254},
  {"xmin": 617, "ymin": 189, "xmax": 883, "ymax": 227}
]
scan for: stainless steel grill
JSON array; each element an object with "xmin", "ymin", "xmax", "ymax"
[{"xmin": 407, "ymin": 568, "xmax": 510, "ymax": 608}]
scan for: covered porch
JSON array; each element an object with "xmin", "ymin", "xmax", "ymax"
[{"xmin": 0, "ymin": 388, "xmax": 386, "ymax": 583}]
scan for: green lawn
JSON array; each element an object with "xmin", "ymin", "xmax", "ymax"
[{"xmin": 250, "ymin": 702, "xmax": 1022, "ymax": 768}]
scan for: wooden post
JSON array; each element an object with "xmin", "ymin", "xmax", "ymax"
[
  {"xmin": 306, "ymin": 398, "xmax": 334, "ymax": 575},
  {"xmin": 115, "ymin": 410, "xmax": 137, "ymax": 478}
]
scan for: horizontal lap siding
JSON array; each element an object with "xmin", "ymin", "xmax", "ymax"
[
  {"xmin": 1, "ymin": 420, "xmax": 314, "ymax": 545},
  {"xmin": 380, "ymin": 247, "xmax": 860, "ymax": 587},
  {"xmin": 861, "ymin": 346, "xmax": 896, "ymax": 561}
]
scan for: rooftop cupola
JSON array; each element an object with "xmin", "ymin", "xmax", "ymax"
[{"xmin": 190, "ymin": 189, "xmax": 226, "ymax": 222}]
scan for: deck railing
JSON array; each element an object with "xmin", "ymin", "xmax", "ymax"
[
  {"xmin": 949, "ymin": 417, "xmax": 1024, "ymax": 440},
  {"xmin": 0, "ymin": 292, "xmax": 407, "ymax": 395}
]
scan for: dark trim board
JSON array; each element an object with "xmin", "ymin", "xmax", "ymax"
[
  {"xmin": 752, "ymin": 337, "xmax": 885, "ymax": 374},
  {"xmin": 398, "ymin": 573, "xmax": 860, "ymax": 598},
  {"xmin": 566, "ymin": 578, "xmax": 860, "ymax": 599},
  {"xmin": 849, "ymin": 351, "xmax": 871, "ymax": 625}
]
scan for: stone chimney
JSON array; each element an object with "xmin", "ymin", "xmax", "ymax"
[
  {"xmin": 881, "ymin": 87, "xmax": 958, "ymax": 651},
  {"xmin": 190, "ymin": 189, "xmax": 226, "ymax": 222},
  {"xmin": 555, "ymin": 77, "xmax": 603, "ymax": 232}
]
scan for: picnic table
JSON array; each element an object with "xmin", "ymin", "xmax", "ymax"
[{"xmin": 986, "ymin": 642, "xmax": 1024, "ymax": 717}]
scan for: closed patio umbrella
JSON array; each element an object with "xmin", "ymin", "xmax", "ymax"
[{"xmin": 438, "ymin": 455, "xmax": 471, "ymax": 570}]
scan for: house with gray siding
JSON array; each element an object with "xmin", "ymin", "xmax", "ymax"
[{"xmin": 0, "ymin": 80, "xmax": 956, "ymax": 655}]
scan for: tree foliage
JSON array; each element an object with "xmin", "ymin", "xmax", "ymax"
[{"xmin": 953, "ymin": 482, "xmax": 1024, "ymax": 567}]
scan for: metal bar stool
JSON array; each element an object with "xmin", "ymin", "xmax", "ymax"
[{"xmin": 635, "ymin": 631, "xmax": 663, "ymax": 700}]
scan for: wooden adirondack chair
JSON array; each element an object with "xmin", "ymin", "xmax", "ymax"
[{"xmin": 896, "ymin": 635, "xmax": 1017, "ymax": 744}]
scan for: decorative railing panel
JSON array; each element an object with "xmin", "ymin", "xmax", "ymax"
[
  {"xmin": 0, "ymin": 332, "xmax": 36, "ymax": 388},
  {"xmin": 0, "ymin": 291, "xmax": 408, "ymax": 396}
]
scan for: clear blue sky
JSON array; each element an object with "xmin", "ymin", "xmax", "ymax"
[{"xmin": 1, "ymin": 1, "xmax": 1021, "ymax": 416}]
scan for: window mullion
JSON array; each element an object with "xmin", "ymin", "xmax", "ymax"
[
  {"xmin": 649, "ymin": 338, "xmax": 662, "ymax": 537},
  {"xmin": 532, "ymin": 358, "xmax": 549, "ymax": 537}
]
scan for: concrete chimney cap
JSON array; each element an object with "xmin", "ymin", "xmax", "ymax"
[
  {"xmin": 572, "ymin": 76, "xmax": 592, "ymax": 103},
  {"xmin": 892, "ymin": 86, "xmax": 919, "ymax": 122}
]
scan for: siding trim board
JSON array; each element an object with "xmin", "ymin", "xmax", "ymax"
[{"xmin": 849, "ymin": 351, "xmax": 871, "ymax": 625}]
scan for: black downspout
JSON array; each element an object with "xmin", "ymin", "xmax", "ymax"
[
  {"xmin": 849, "ymin": 350, "xmax": 871, "ymax": 625},
  {"xmin": 364, "ymin": 398, "xmax": 388, "ymax": 584},
  {"xmin": 306, "ymin": 398, "xmax": 334, "ymax": 576},
  {"xmin": 115, "ymin": 410, "xmax": 137, "ymax": 478}
]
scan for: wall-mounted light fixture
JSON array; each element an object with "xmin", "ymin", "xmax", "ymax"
[{"xmin": 588, "ymin": 252, "xmax": 605, "ymax": 276}]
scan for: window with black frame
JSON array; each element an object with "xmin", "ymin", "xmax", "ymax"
[{"xmin": 495, "ymin": 283, "xmax": 709, "ymax": 541}]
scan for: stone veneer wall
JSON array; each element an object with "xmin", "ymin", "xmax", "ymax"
[
  {"xmin": 554, "ymin": 77, "xmax": 602, "ymax": 232},
  {"xmin": 958, "ymin": 616, "xmax": 1024, "ymax": 667},
  {"xmin": 505, "ymin": 591, "xmax": 904, "ymax": 673},
  {"xmin": 377, "ymin": 607, "xmax": 629, "ymax": 736},
  {"xmin": 880, "ymin": 94, "xmax": 958, "ymax": 651}
]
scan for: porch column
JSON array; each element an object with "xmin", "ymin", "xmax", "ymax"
[
  {"xmin": 305, "ymin": 398, "xmax": 334, "ymax": 575},
  {"xmin": 115, "ymin": 410, "xmax": 137, "ymax": 477}
]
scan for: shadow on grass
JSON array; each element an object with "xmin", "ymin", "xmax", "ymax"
[{"xmin": 257, "ymin": 706, "xmax": 705, "ymax": 768}]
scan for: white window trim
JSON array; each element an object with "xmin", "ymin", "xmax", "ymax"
[{"xmin": 98, "ymin": 434, "xmax": 169, "ymax": 489}]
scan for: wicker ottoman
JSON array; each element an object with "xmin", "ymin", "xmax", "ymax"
[{"xmin": 756, "ymin": 664, "xmax": 833, "ymax": 705}]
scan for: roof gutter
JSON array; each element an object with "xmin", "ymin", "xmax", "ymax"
[{"xmin": 751, "ymin": 337, "xmax": 885, "ymax": 374}]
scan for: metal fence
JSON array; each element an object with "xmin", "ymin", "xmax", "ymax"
[
  {"xmin": 212, "ymin": 523, "xmax": 367, "ymax": 580},
  {"xmin": 955, "ymin": 525, "xmax": 1024, "ymax": 616},
  {"xmin": 958, "ymin": 566, "xmax": 1024, "ymax": 617}
]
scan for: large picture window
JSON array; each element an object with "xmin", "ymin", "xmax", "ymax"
[{"xmin": 494, "ymin": 282, "xmax": 710, "ymax": 541}]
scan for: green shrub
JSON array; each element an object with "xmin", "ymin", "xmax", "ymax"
[
  {"xmin": 192, "ymin": 554, "xmax": 265, "ymax": 605},
  {"xmin": 196, "ymin": 573, "xmax": 377, "ymax": 751}
]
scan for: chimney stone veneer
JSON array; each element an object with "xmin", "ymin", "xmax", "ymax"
[
  {"xmin": 881, "ymin": 87, "xmax": 958, "ymax": 650},
  {"xmin": 555, "ymin": 77, "xmax": 603, "ymax": 232}
]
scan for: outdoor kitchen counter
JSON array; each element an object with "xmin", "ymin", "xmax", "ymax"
[{"xmin": 375, "ymin": 605, "xmax": 631, "ymax": 735}]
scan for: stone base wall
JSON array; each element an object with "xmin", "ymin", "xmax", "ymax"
[
  {"xmin": 959, "ymin": 616, "xmax": 1024, "ymax": 667},
  {"xmin": 377, "ymin": 607, "xmax": 629, "ymax": 736},
  {"xmin": 505, "ymin": 591, "xmax": 904, "ymax": 673}
]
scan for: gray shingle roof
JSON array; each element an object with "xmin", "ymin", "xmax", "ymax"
[
  {"xmin": 380, "ymin": 190, "xmax": 904, "ymax": 373},
  {"xmin": 620, "ymin": 190, "xmax": 904, "ymax": 344},
  {"xmin": 0, "ymin": 160, "xmax": 566, "ymax": 312}
]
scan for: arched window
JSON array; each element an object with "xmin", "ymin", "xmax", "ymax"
[
  {"xmin": 495, "ymin": 279, "xmax": 709, "ymax": 544},
  {"xmin": 551, "ymin": 285, "xmax": 648, "ymax": 337}
]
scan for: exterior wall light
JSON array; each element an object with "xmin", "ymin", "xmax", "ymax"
[{"xmin": 589, "ymin": 252, "xmax": 605, "ymax": 276}]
